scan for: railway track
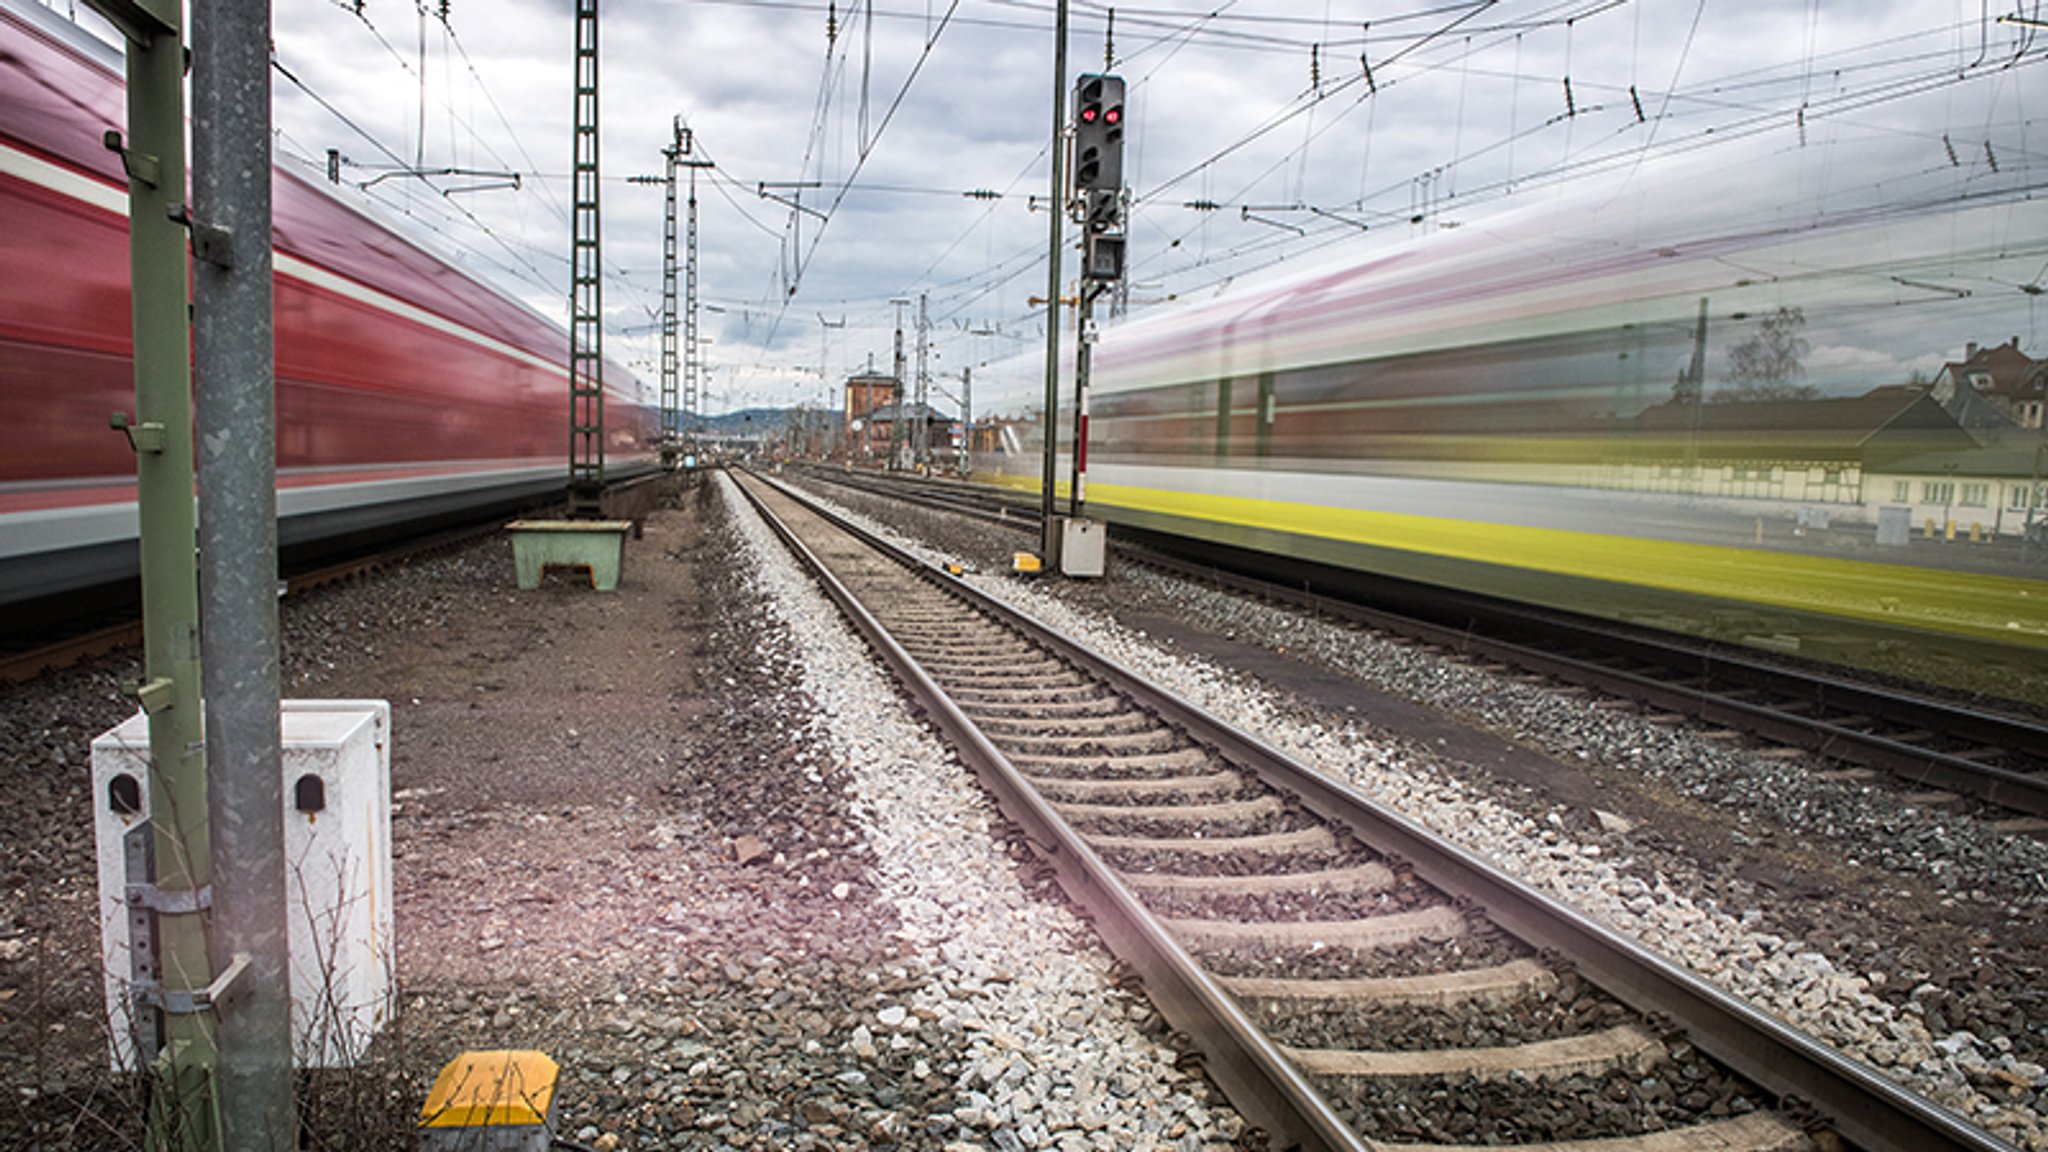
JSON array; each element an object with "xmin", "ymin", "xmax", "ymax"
[
  {"xmin": 0, "ymin": 472, "xmax": 670, "ymax": 684},
  {"xmin": 733, "ymin": 467, "xmax": 2010, "ymax": 1152},
  {"xmin": 790, "ymin": 466, "xmax": 2048, "ymax": 828}
]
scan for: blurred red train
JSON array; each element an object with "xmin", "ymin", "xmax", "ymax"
[{"xmin": 0, "ymin": 0, "xmax": 651, "ymax": 615}]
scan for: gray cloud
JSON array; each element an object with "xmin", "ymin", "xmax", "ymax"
[{"xmin": 63, "ymin": 0, "xmax": 2048, "ymax": 410}]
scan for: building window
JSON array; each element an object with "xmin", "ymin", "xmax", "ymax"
[
  {"xmin": 1892, "ymin": 480, "xmax": 1912, "ymax": 503},
  {"xmin": 1960, "ymin": 483, "xmax": 1989, "ymax": 507},
  {"xmin": 1922, "ymin": 481, "xmax": 1954, "ymax": 504},
  {"xmin": 2011, "ymin": 485, "xmax": 2034, "ymax": 511}
]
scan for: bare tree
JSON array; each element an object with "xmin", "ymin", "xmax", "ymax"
[{"xmin": 1714, "ymin": 306, "xmax": 1817, "ymax": 402}]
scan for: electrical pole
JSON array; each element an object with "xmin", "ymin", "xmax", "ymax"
[
  {"xmin": 682, "ymin": 143, "xmax": 709, "ymax": 463},
  {"xmin": 1683, "ymin": 296, "xmax": 1707, "ymax": 498},
  {"xmin": 629, "ymin": 121, "xmax": 683, "ymax": 468},
  {"xmin": 1040, "ymin": 0, "xmax": 1069, "ymax": 559},
  {"xmin": 567, "ymin": 0, "xmax": 604, "ymax": 515},
  {"xmin": 914, "ymin": 293, "xmax": 931, "ymax": 470},
  {"xmin": 83, "ymin": 0, "xmax": 218, "ymax": 1144},
  {"xmin": 960, "ymin": 365, "xmax": 973, "ymax": 475},
  {"xmin": 890, "ymin": 298, "xmax": 910, "ymax": 470},
  {"xmin": 2025, "ymin": 415, "xmax": 2045, "ymax": 565},
  {"xmin": 1071, "ymin": 281, "xmax": 1100, "ymax": 518},
  {"xmin": 192, "ymin": 0, "xmax": 295, "ymax": 1142}
]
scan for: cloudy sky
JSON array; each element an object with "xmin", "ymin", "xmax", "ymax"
[{"xmin": 51, "ymin": 0, "xmax": 2048, "ymax": 412}]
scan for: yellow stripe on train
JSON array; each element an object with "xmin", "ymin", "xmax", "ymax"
[{"xmin": 1086, "ymin": 482, "xmax": 2048, "ymax": 649}]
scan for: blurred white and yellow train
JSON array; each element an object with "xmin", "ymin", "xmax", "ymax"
[{"xmin": 965, "ymin": 149, "xmax": 2048, "ymax": 704}]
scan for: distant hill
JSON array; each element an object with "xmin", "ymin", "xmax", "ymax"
[{"xmin": 694, "ymin": 407, "xmax": 841, "ymax": 437}]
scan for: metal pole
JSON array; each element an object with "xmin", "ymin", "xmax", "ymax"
[
  {"xmin": 2024, "ymin": 418, "xmax": 2045, "ymax": 566},
  {"xmin": 1040, "ymin": 0, "xmax": 1069, "ymax": 557},
  {"xmin": 961, "ymin": 366, "xmax": 973, "ymax": 476},
  {"xmin": 890, "ymin": 298, "xmax": 909, "ymax": 470},
  {"xmin": 84, "ymin": 1, "xmax": 218, "ymax": 1144},
  {"xmin": 661, "ymin": 124, "xmax": 681, "ymax": 462},
  {"xmin": 1070, "ymin": 283, "xmax": 1096, "ymax": 519},
  {"xmin": 915, "ymin": 293, "xmax": 930, "ymax": 470},
  {"xmin": 567, "ymin": 0, "xmax": 604, "ymax": 513},
  {"xmin": 1682, "ymin": 296, "xmax": 1707, "ymax": 499},
  {"xmin": 684, "ymin": 149, "xmax": 708, "ymax": 456},
  {"xmin": 191, "ymin": 0, "xmax": 294, "ymax": 1143}
]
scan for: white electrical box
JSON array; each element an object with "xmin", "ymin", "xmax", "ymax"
[
  {"xmin": 90, "ymin": 700, "xmax": 394, "ymax": 1070},
  {"xmin": 1059, "ymin": 516, "xmax": 1106, "ymax": 578}
]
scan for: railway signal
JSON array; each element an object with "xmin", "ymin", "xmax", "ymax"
[
  {"xmin": 1072, "ymin": 73, "xmax": 1124, "ymax": 193},
  {"xmin": 1084, "ymin": 233, "xmax": 1125, "ymax": 282},
  {"xmin": 1083, "ymin": 188, "xmax": 1120, "ymax": 233}
]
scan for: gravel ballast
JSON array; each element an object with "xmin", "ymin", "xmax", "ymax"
[
  {"xmin": 0, "ymin": 476, "xmax": 1243, "ymax": 1150},
  {"xmin": 715, "ymin": 471, "xmax": 1245, "ymax": 1150},
  {"xmin": 790, "ymin": 472, "xmax": 2048, "ymax": 1151}
]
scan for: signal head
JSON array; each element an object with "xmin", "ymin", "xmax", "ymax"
[{"xmin": 1071, "ymin": 73, "xmax": 1127, "ymax": 194}]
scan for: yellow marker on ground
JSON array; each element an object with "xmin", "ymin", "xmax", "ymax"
[{"xmin": 419, "ymin": 1049, "xmax": 560, "ymax": 1151}]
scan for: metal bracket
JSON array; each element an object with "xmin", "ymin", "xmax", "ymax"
[
  {"xmin": 126, "ymin": 880, "xmax": 211, "ymax": 916},
  {"xmin": 122, "ymin": 824, "xmax": 163, "ymax": 1059},
  {"xmin": 111, "ymin": 412, "xmax": 166, "ymax": 455},
  {"xmin": 133, "ymin": 952, "xmax": 249, "ymax": 1016},
  {"xmin": 134, "ymin": 675, "xmax": 175, "ymax": 712},
  {"xmin": 100, "ymin": 130, "xmax": 160, "ymax": 189},
  {"xmin": 188, "ymin": 219, "xmax": 235, "ymax": 269},
  {"xmin": 82, "ymin": 0, "xmax": 177, "ymax": 44}
]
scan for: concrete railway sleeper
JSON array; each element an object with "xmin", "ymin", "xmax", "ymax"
[{"xmin": 729, "ymin": 467, "xmax": 2012, "ymax": 1152}]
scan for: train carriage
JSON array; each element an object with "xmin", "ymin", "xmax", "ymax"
[{"xmin": 0, "ymin": 0, "xmax": 652, "ymax": 614}]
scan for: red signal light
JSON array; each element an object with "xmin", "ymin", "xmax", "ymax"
[
  {"xmin": 1080, "ymin": 106, "xmax": 1099, "ymax": 123},
  {"xmin": 1105, "ymin": 108, "xmax": 1121, "ymax": 125}
]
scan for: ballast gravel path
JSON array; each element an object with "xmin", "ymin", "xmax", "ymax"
[{"xmin": 716, "ymin": 471, "xmax": 1246, "ymax": 1151}]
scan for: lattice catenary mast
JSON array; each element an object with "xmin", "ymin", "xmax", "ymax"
[{"xmin": 567, "ymin": 0, "xmax": 604, "ymax": 514}]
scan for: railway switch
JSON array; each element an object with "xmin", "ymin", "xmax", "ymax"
[{"xmin": 418, "ymin": 1049, "xmax": 560, "ymax": 1152}]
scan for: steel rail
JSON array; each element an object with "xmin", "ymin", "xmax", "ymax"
[
  {"xmin": 741, "ymin": 467, "xmax": 2016, "ymax": 1152},
  {"xmin": 731, "ymin": 470, "xmax": 1366, "ymax": 1152},
  {"xmin": 1134, "ymin": 547, "xmax": 2048, "ymax": 820},
  {"xmin": 791, "ymin": 467, "xmax": 2048, "ymax": 820},
  {"xmin": 0, "ymin": 466, "xmax": 671, "ymax": 683}
]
